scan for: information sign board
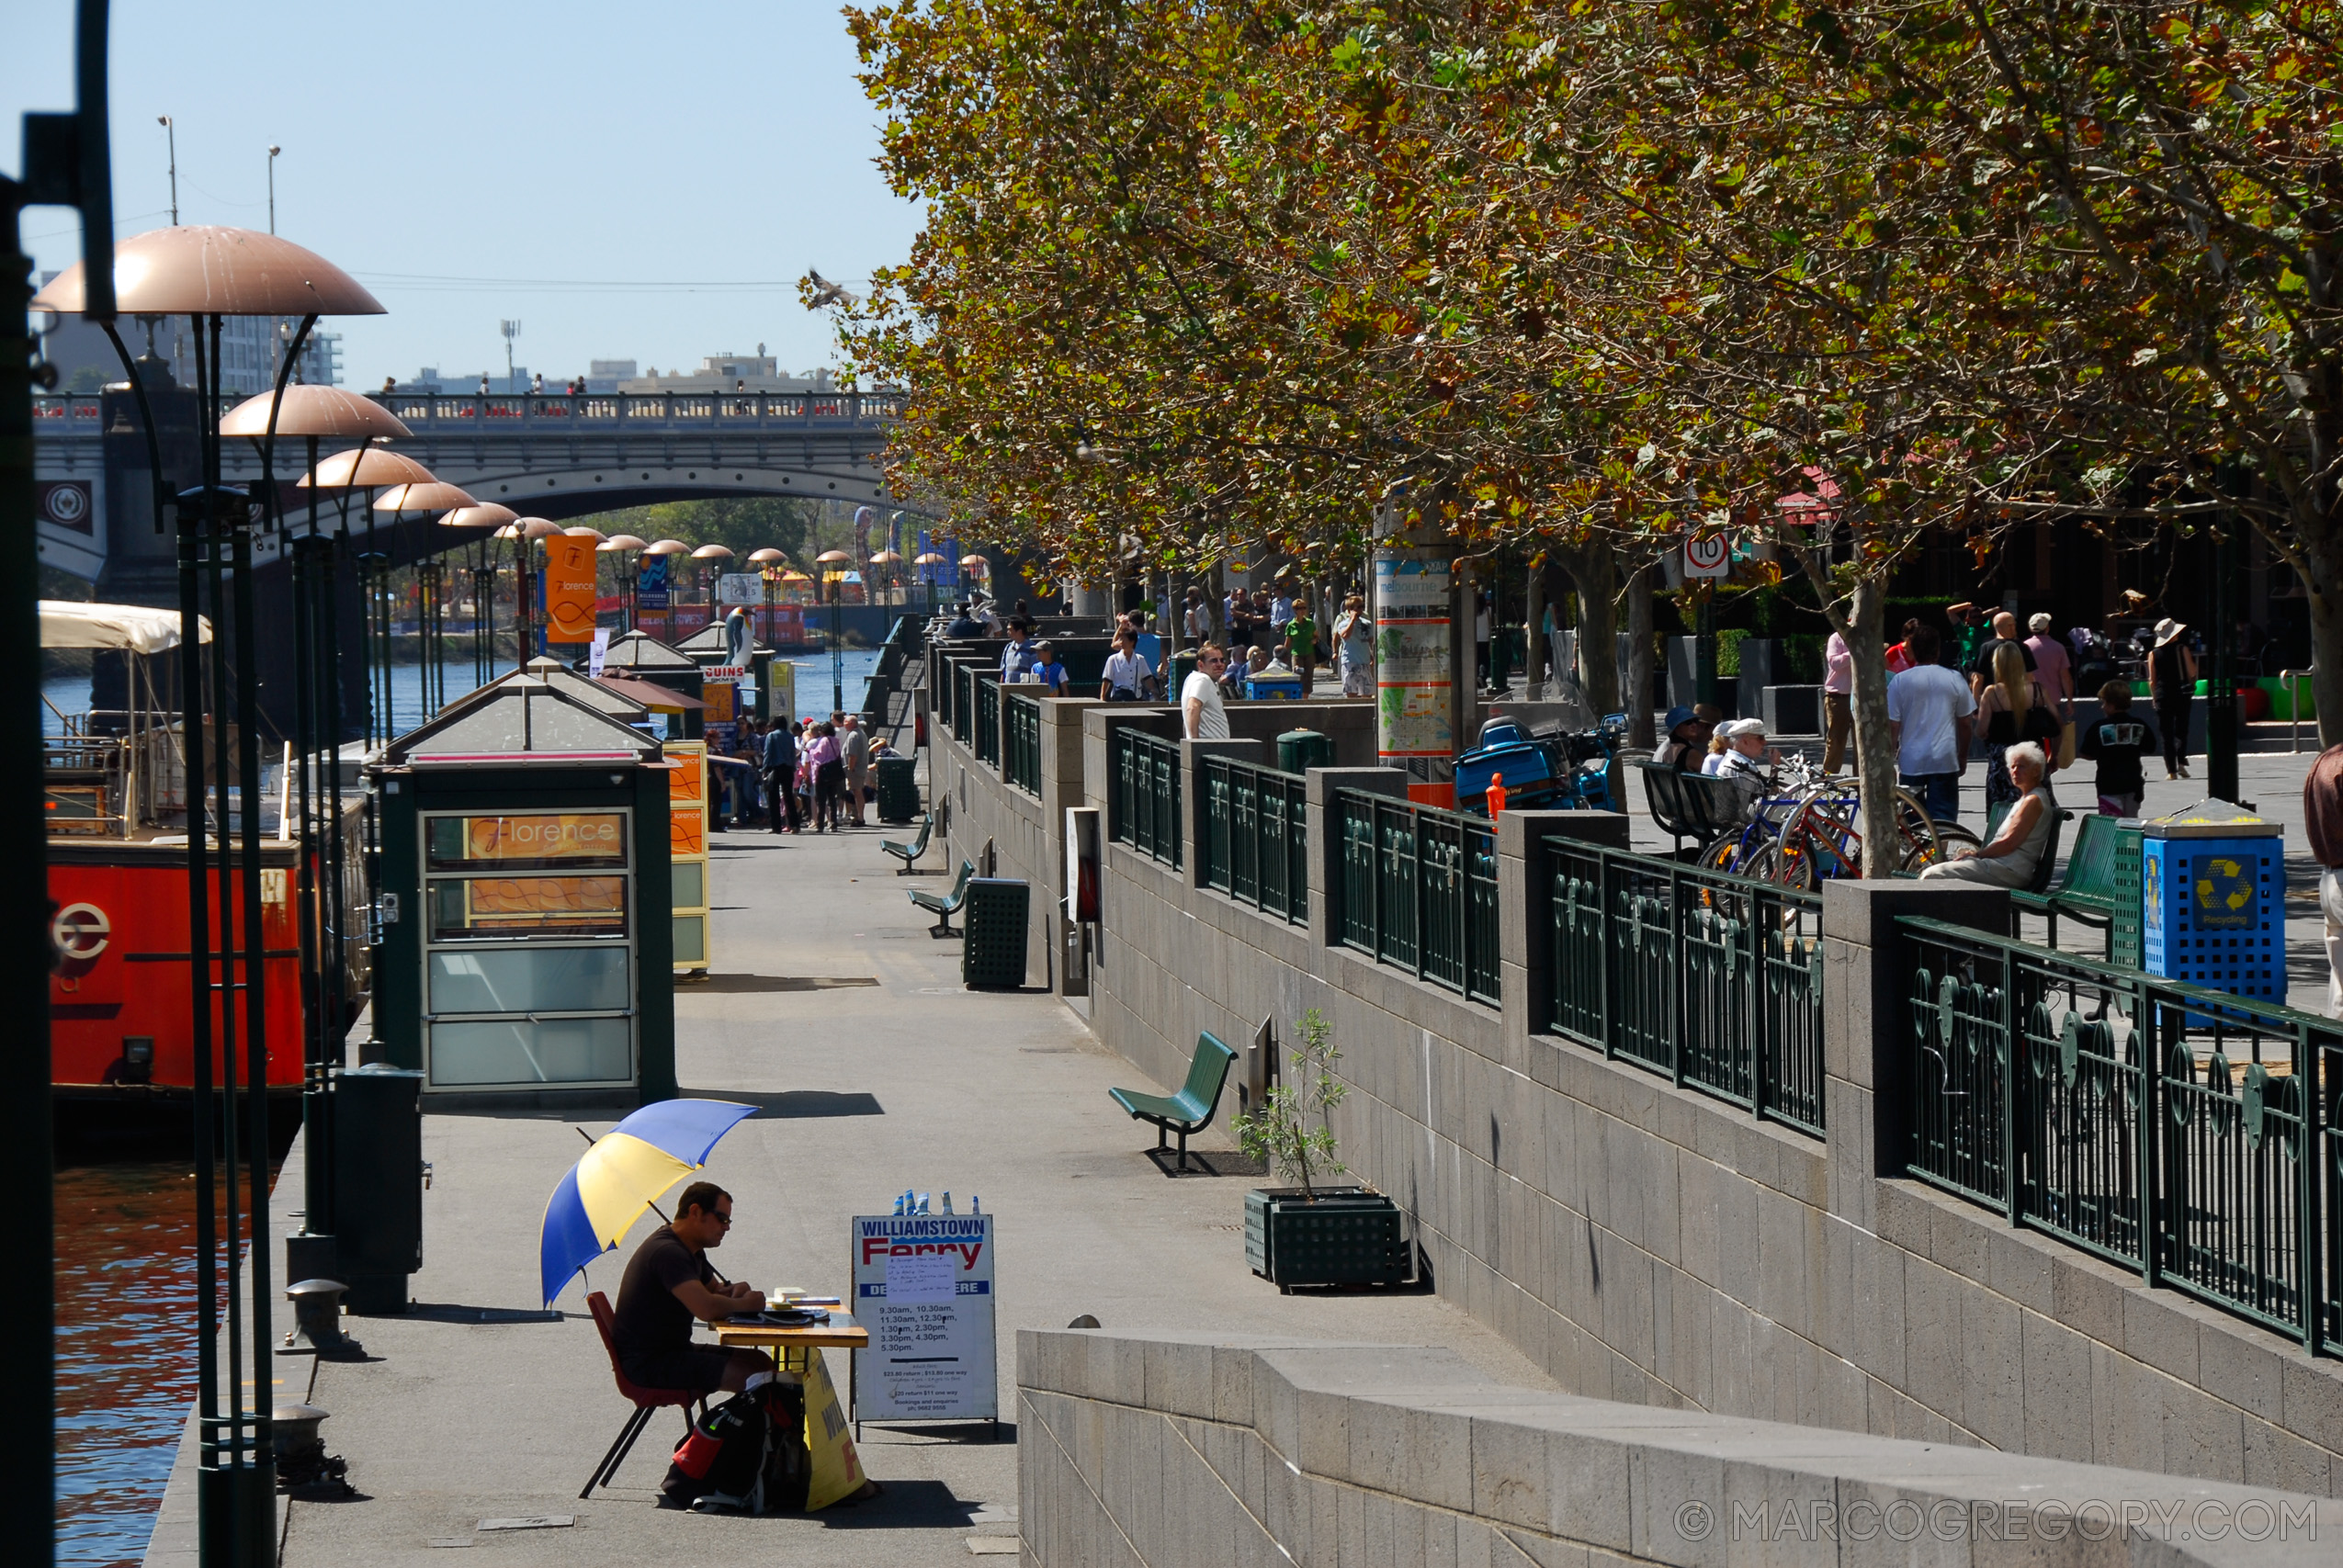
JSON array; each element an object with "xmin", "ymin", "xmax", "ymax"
[{"xmin": 849, "ymin": 1213, "xmax": 997, "ymax": 1423}]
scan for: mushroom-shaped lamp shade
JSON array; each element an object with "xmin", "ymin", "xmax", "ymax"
[
  {"xmin": 371, "ymin": 481, "xmax": 479, "ymax": 513},
  {"xmin": 747, "ymin": 547, "xmax": 787, "ymax": 565},
  {"xmin": 690, "ymin": 544, "xmax": 734, "ymax": 561},
  {"xmin": 958, "ymin": 555, "xmax": 990, "ymax": 571},
  {"xmin": 563, "ymin": 525, "xmax": 606, "ymax": 540},
  {"xmin": 913, "ymin": 552, "xmax": 948, "ymax": 565},
  {"xmin": 518, "ymin": 518, "xmax": 565, "ymax": 540},
  {"xmin": 602, "ymin": 534, "xmax": 649, "ymax": 551},
  {"xmin": 493, "ymin": 524, "xmax": 523, "ymax": 540},
  {"xmin": 815, "ymin": 549, "xmax": 853, "ymax": 564},
  {"xmin": 220, "ymin": 385, "xmax": 411, "ymax": 440},
  {"xmin": 299, "ymin": 447, "xmax": 436, "ymax": 490},
  {"xmin": 642, "ymin": 539, "xmax": 690, "ymax": 557},
  {"xmin": 30, "ymin": 225, "xmax": 387, "ymax": 318},
  {"xmin": 869, "ymin": 549, "xmax": 902, "ymax": 564},
  {"xmin": 441, "ymin": 503, "xmax": 519, "ymax": 530}
]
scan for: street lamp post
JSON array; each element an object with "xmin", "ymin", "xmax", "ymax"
[
  {"xmin": 817, "ymin": 549, "xmax": 854, "ymax": 714},
  {"xmin": 39, "ymin": 221, "xmax": 385, "ymax": 1568},
  {"xmin": 266, "ymin": 144, "xmax": 279, "ymax": 234}
]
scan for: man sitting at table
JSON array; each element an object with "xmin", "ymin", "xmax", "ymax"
[{"xmin": 611, "ymin": 1182, "xmax": 778, "ymax": 1395}]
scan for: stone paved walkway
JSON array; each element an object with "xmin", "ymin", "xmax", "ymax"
[{"xmin": 214, "ymin": 822, "xmax": 1555, "ymax": 1567}]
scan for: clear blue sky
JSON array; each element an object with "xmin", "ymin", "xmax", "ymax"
[{"xmin": 4, "ymin": 0, "xmax": 920, "ymax": 387}]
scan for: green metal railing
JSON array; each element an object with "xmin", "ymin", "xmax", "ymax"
[
  {"xmin": 974, "ymin": 675, "xmax": 1001, "ymax": 765},
  {"xmin": 1545, "ymin": 838, "xmax": 1826, "ymax": 1137},
  {"xmin": 1332, "ymin": 791, "xmax": 1500, "ymax": 1006},
  {"xmin": 1110, "ymin": 728, "xmax": 1182, "ymax": 867},
  {"xmin": 1201, "ymin": 755, "xmax": 1307, "ymax": 924},
  {"xmin": 1003, "ymin": 691, "xmax": 1041, "ymax": 795},
  {"xmin": 1898, "ymin": 916, "xmax": 2342, "ymax": 1355},
  {"xmin": 951, "ymin": 663, "xmax": 973, "ymax": 743}
]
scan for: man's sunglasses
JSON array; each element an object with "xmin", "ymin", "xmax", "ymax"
[{"xmin": 707, "ymin": 1210, "xmax": 734, "ymax": 1226}]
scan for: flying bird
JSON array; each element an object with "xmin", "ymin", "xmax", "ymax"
[{"xmin": 804, "ymin": 269, "xmax": 859, "ymax": 309}]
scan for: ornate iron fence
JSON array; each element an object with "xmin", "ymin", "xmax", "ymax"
[
  {"xmin": 1545, "ymin": 838, "xmax": 1826, "ymax": 1136},
  {"xmin": 1899, "ymin": 916, "xmax": 2342, "ymax": 1354},
  {"xmin": 1110, "ymin": 728, "xmax": 1182, "ymax": 867},
  {"xmin": 974, "ymin": 676, "xmax": 1001, "ymax": 765},
  {"xmin": 1201, "ymin": 756, "xmax": 1308, "ymax": 924},
  {"xmin": 1332, "ymin": 791, "xmax": 1500, "ymax": 1006},
  {"xmin": 1003, "ymin": 692, "xmax": 1042, "ymax": 795}
]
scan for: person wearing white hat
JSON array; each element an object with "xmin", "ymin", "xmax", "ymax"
[
  {"xmin": 1712, "ymin": 717, "xmax": 1779, "ymax": 815},
  {"xmin": 2147, "ymin": 617, "xmax": 2197, "ymax": 779}
]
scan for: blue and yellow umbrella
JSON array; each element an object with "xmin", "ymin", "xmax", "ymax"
[{"xmin": 539, "ymin": 1098, "xmax": 758, "ymax": 1305}]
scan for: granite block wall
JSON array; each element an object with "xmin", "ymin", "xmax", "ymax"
[
  {"xmin": 925, "ymin": 705, "xmax": 2343, "ymax": 1496},
  {"xmin": 1019, "ymin": 1328, "xmax": 2340, "ymax": 1568}
]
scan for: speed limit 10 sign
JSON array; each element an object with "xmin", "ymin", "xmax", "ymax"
[{"xmin": 1682, "ymin": 535, "xmax": 1732, "ymax": 578}]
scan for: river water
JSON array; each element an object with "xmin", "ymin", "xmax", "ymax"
[
  {"xmin": 47, "ymin": 649, "xmax": 884, "ymax": 1563},
  {"xmin": 43, "ymin": 649, "xmax": 881, "ymax": 737},
  {"xmin": 54, "ymin": 1152, "xmax": 281, "ymax": 1567}
]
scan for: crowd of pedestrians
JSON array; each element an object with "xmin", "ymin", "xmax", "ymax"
[{"xmin": 702, "ymin": 710, "xmax": 899, "ymax": 837}]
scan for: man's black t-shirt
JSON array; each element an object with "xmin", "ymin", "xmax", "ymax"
[
  {"xmin": 2077, "ymin": 712, "xmax": 2157, "ymax": 797},
  {"xmin": 1969, "ymin": 636, "xmax": 2037, "ymax": 678},
  {"xmin": 611, "ymin": 1224, "xmax": 714, "ymax": 1359}
]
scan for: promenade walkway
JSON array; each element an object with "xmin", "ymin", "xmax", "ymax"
[{"xmin": 209, "ymin": 824, "xmax": 1549, "ymax": 1566}]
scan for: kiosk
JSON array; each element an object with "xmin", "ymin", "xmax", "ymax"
[
  {"xmin": 367, "ymin": 676, "xmax": 676, "ymax": 1105},
  {"xmin": 677, "ymin": 614, "xmax": 778, "ymax": 726},
  {"xmin": 599, "ymin": 631, "xmax": 708, "ymax": 739}
]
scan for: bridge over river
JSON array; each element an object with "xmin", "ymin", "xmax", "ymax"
[{"xmin": 29, "ymin": 385, "xmax": 918, "ymax": 590}]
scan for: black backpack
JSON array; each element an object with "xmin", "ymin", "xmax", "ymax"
[{"xmin": 660, "ymin": 1382, "xmax": 809, "ymax": 1515}]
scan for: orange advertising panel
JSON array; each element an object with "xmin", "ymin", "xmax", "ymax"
[
  {"xmin": 702, "ymin": 682, "xmax": 736, "ymax": 722},
  {"xmin": 434, "ymin": 875, "xmax": 628, "ymax": 938},
  {"xmin": 545, "ymin": 536, "xmax": 599, "ymax": 643},
  {"xmin": 668, "ymin": 753, "xmax": 703, "ymax": 806},
  {"xmin": 670, "ymin": 809, "xmax": 706, "ymax": 858},
  {"xmin": 427, "ymin": 813, "xmax": 627, "ymax": 870}
]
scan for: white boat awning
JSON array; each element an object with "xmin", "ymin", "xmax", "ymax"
[{"xmin": 40, "ymin": 601, "xmax": 211, "ymax": 655}]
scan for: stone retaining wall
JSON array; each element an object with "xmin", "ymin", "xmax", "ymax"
[
  {"xmin": 1017, "ymin": 1327, "xmax": 2339, "ymax": 1567},
  {"xmin": 922, "ymin": 673, "xmax": 2343, "ymax": 1495}
]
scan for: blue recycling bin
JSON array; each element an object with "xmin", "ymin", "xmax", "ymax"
[
  {"xmin": 2142, "ymin": 805, "xmax": 2286, "ymax": 1011},
  {"xmin": 1242, "ymin": 670, "xmax": 1305, "ymax": 701}
]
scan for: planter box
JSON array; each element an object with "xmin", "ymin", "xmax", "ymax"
[{"xmin": 1243, "ymin": 1187, "xmax": 1407, "ymax": 1291}]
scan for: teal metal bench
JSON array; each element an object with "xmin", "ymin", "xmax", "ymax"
[
  {"xmin": 2011, "ymin": 810, "xmax": 2118, "ymax": 952},
  {"xmin": 1108, "ymin": 1032, "xmax": 1238, "ymax": 1174},
  {"xmin": 880, "ymin": 812, "xmax": 934, "ymax": 875},
  {"xmin": 909, "ymin": 859, "xmax": 976, "ymax": 937}
]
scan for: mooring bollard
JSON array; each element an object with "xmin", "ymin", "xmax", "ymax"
[{"xmin": 282, "ymin": 1278, "xmax": 363, "ymax": 1359}]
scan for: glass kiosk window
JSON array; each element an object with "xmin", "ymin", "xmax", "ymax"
[{"xmin": 421, "ymin": 811, "xmax": 637, "ymax": 1089}]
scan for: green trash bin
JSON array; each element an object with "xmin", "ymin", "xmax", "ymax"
[
  {"xmin": 962, "ymin": 878, "xmax": 1030, "ymax": 988},
  {"xmin": 1277, "ymin": 728, "xmax": 1333, "ymax": 773},
  {"xmin": 875, "ymin": 754, "xmax": 919, "ymax": 823}
]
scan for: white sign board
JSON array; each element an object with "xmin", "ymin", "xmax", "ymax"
[
  {"xmin": 851, "ymin": 1213, "xmax": 997, "ymax": 1421},
  {"xmin": 588, "ymin": 627, "xmax": 610, "ymax": 678},
  {"xmin": 1682, "ymin": 535, "xmax": 1732, "ymax": 579},
  {"xmin": 718, "ymin": 572, "xmax": 764, "ymax": 605}
]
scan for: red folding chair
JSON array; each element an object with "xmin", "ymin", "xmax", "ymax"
[{"xmin": 580, "ymin": 1290, "xmax": 704, "ymax": 1498}]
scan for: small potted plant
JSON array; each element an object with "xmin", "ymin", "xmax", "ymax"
[{"xmin": 1234, "ymin": 1010, "xmax": 1406, "ymax": 1292}]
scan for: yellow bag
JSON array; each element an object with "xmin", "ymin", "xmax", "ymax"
[{"xmin": 799, "ymin": 1348, "xmax": 867, "ymax": 1510}]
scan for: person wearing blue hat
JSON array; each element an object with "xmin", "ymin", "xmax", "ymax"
[{"xmin": 1656, "ymin": 705, "xmax": 1711, "ymax": 771}]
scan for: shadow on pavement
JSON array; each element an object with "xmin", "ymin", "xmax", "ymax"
[
  {"xmin": 684, "ymin": 975, "xmax": 881, "ymax": 992},
  {"xmin": 679, "ymin": 1089, "xmax": 886, "ymax": 1120}
]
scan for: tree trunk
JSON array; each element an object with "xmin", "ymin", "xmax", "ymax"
[
  {"xmin": 1844, "ymin": 576, "xmax": 1904, "ymax": 878},
  {"xmin": 1625, "ymin": 559, "xmax": 1658, "ymax": 749},
  {"xmin": 1554, "ymin": 538, "xmax": 1620, "ymax": 713},
  {"xmin": 1525, "ymin": 558, "xmax": 1545, "ymax": 701},
  {"xmin": 2305, "ymin": 541, "xmax": 2343, "ymax": 752}
]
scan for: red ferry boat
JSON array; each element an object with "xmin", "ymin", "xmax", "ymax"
[{"xmin": 43, "ymin": 602, "xmax": 358, "ymax": 1106}]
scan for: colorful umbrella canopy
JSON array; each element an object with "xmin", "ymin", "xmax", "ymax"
[{"xmin": 539, "ymin": 1098, "xmax": 759, "ymax": 1306}]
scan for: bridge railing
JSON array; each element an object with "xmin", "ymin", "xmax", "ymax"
[{"xmin": 371, "ymin": 389, "xmax": 906, "ymax": 430}]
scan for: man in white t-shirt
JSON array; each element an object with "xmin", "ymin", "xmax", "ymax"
[
  {"xmin": 1183, "ymin": 644, "xmax": 1231, "ymax": 739},
  {"xmin": 1886, "ymin": 624, "xmax": 1976, "ymax": 825}
]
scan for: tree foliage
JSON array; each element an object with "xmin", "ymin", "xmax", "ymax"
[{"xmin": 832, "ymin": 0, "xmax": 2343, "ymax": 775}]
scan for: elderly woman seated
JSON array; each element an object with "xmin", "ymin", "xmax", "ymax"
[{"xmin": 1919, "ymin": 742, "xmax": 2057, "ymax": 887}]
